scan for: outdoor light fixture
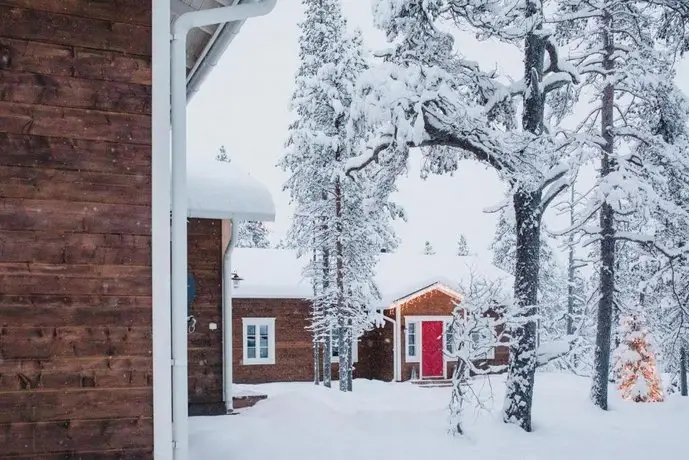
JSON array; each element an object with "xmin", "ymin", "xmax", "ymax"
[{"xmin": 231, "ymin": 272, "xmax": 243, "ymax": 289}]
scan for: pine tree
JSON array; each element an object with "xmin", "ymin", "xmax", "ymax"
[
  {"xmin": 553, "ymin": 0, "xmax": 689, "ymax": 410},
  {"xmin": 347, "ymin": 0, "xmax": 583, "ymax": 431},
  {"xmin": 423, "ymin": 241, "xmax": 435, "ymax": 255},
  {"xmin": 216, "ymin": 145, "xmax": 229, "ymax": 163},
  {"xmin": 281, "ymin": 0, "xmax": 397, "ymax": 392},
  {"xmin": 456, "ymin": 234, "xmax": 470, "ymax": 256},
  {"xmin": 613, "ymin": 314, "xmax": 665, "ymax": 402},
  {"xmin": 236, "ymin": 221, "xmax": 271, "ymax": 248}
]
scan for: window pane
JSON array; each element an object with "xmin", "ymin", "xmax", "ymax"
[
  {"xmin": 260, "ymin": 325, "xmax": 269, "ymax": 348},
  {"xmin": 409, "ymin": 344, "xmax": 416, "ymax": 356},
  {"xmin": 407, "ymin": 322, "xmax": 416, "ymax": 356},
  {"xmin": 247, "ymin": 325, "xmax": 256, "ymax": 359},
  {"xmin": 260, "ymin": 346, "xmax": 269, "ymax": 359}
]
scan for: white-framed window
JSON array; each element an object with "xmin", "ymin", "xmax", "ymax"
[
  {"xmin": 405, "ymin": 321, "xmax": 419, "ymax": 362},
  {"xmin": 242, "ymin": 318, "xmax": 276, "ymax": 365},
  {"xmin": 470, "ymin": 330, "xmax": 496, "ymax": 360},
  {"xmin": 444, "ymin": 321, "xmax": 454, "ymax": 354},
  {"xmin": 331, "ymin": 334, "xmax": 358, "ymax": 363}
]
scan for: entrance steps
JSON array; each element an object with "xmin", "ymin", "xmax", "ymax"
[{"xmin": 411, "ymin": 378, "xmax": 453, "ymax": 388}]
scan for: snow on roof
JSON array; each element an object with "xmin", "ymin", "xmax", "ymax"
[
  {"xmin": 231, "ymin": 249, "xmax": 514, "ymax": 307},
  {"xmin": 187, "ymin": 160, "xmax": 276, "ymax": 222}
]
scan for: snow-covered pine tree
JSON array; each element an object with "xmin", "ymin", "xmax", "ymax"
[
  {"xmin": 347, "ymin": 0, "xmax": 582, "ymax": 431},
  {"xmin": 236, "ymin": 221, "xmax": 271, "ymax": 248},
  {"xmin": 553, "ymin": 0, "xmax": 689, "ymax": 410},
  {"xmin": 456, "ymin": 234, "xmax": 470, "ymax": 256},
  {"xmin": 281, "ymin": 0, "xmax": 397, "ymax": 392},
  {"xmin": 423, "ymin": 240, "xmax": 436, "ymax": 255},
  {"xmin": 215, "ymin": 145, "xmax": 229, "ymax": 163},
  {"xmin": 612, "ymin": 314, "xmax": 665, "ymax": 402}
]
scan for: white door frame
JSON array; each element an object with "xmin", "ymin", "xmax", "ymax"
[{"xmin": 405, "ymin": 316, "xmax": 451, "ymax": 379}]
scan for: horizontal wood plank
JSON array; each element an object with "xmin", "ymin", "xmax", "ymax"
[
  {"xmin": 0, "ymin": 134, "xmax": 151, "ymax": 173},
  {"xmin": 0, "ymin": 70, "xmax": 151, "ymax": 114},
  {"xmin": 7, "ymin": 449, "xmax": 153, "ymax": 460},
  {"xmin": 0, "ymin": 101, "xmax": 151, "ymax": 144},
  {"xmin": 0, "ymin": 198, "xmax": 150, "ymax": 234},
  {"xmin": 0, "ymin": 6, "xmax": 150, "ymax": 55},
  {"xmin": 0, "ymin": 295, "xmax": 150, "ymax": 328},
  {"xmin": 0, "ymin": 417, "xmax": 152, "ymax": 456},
  {"xmin": 0, "ymin": 231, "xmax": 151, "ymax": 265},
  {"xmin": 0, "ymin": 356, "xmax": 151, "ymax": 391},
  {"xmin": 0, "ymin": 0, "xmax": 152, "ymax": 26},
  {"xmin": 0, "ymin": 37, "xmax": 151, "ymax": 85},
  {"xmin": 0, "ymin": 326, "xmax": 152, "ymax": 359},
  {"xmin": 0, "ymin": 166, "xmax": 150, "ymax": 206},
  {"xmin": 0, "ymin": 387, "xmax": 151, "ymax": 423}
]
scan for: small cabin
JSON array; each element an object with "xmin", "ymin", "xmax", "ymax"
[{"xmin": 188, "ymin": 249, "xmax": 512, "ymax": 397}]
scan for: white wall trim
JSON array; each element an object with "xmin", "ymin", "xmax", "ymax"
[{"xmin": 151, "ymin": 1, "xmax": 173, "ymax": 458}]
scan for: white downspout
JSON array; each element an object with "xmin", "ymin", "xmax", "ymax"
[
  {"xmin": 223, "ymin": 220, "xmax": 238, "ymax": 413},
  {"xmin": 395, "ymin": 306, "xmax": 402, "ymax": 381},
  {"xmin": 170, "ymin": 2, "xmax": 277, "ymax": 459},
  {"xmin": 152, "ymin": 0, "xmax": 172, "ymax": 458}
]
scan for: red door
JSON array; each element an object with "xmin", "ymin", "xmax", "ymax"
[{"xmin": 421, "ymin": 321, "xmax": 444, "ymax": 378}]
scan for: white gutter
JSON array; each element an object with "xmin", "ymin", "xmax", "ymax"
[
  {"xmin": 222, "ymin": 220, "xmax": 239, "ymax": 413},
  {"xmin": 152, "ymin": 1, "xmax": 173, "ymax": 458},
  {"xmin": 395, "ymin": 306, "xmax": 402, "ymax": 381},
  {"xmin": 170, "ymin": 1, "xmax": 277, "ymax": 459}
]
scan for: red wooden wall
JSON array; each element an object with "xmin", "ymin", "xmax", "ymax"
[{"xmin": 0, "ymin": 1, "xmax": 153, "ymax": 458}]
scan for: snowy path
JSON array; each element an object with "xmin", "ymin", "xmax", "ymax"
[{"xmin": 189, "ymin": 374, "xmax": 688, "ymax": 460}]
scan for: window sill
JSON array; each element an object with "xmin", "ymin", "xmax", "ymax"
[{"xmin": 242, "ymin": 359, "xmax": 276, "ymax": 366}]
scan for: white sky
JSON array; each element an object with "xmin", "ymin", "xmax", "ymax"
[{"xmin": 188, "ymin": 1, "xmax": 689, "ymax": 260}]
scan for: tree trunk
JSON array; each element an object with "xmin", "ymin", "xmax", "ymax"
[
  {"xmin": 334, "ymin": 177, "xmax": 349, "ymax": 392},
  {"xmin": 680, "ymin": 345, "xmax": 688, "ymax": 397},
  {"xmin": 566, "ymin": 187, "xmax": 576, "ymax": 337},
  {"xmin": 322, "ymin": 334, "xmax": 332, "ymax": 388},
  {"xmin": 322, "ymin": 246, "xmax": 332, "ymax": 388},
  {"xmin": 313, "ymin": 336, "xmax": 320, "ymax": 385},
  {"xmin": 347, "ymin": 319, "xmax": 354, "ymax": 391},
  {"xmin": 502, "ymin": 190, "xmax": 542, "ymax": 432},
  {"xmin": 502, "ymin": 1, "xmax": 545, "ymax": 432},
  {"xmin": 591, "ymin": 12, "xmax": 615, "ymax": 411}
]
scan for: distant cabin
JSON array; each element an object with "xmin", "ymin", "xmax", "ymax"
[{"xmin": 186, "ymin": 248, "xmax": 513, "ymax": 414}]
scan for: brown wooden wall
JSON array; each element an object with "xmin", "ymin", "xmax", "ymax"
[
  {"xmin": 0, "ymin": 1, "xmax": 153, "ymax": 458},
  {"xmin": 187, "ymin": 218, "xmax": 224, "ymax": 414}
]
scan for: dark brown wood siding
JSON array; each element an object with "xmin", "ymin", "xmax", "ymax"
[
  {"xmin": 233, "ymin": 298, "xmax": 315, "ymax": 383},
  {"xmin": 187, "ymin": 218, "xmax": 224, "ymax": 412},
  {"xmin": 0, "ymin": 1, "xmax": 152, "ymax": 458}
]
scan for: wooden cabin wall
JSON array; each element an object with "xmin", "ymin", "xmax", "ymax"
[
  {"xmin": 187, "ymin": 218, "xmax": 224, "ymax": 415},
  {"xmin": 0, "ymin": 1, "xmax": 153, "ymax": 458}
]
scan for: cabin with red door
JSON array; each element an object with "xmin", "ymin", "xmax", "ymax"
[{"xmin": 196, "ymin": 248, "xmax": 513, "ymax": 391}]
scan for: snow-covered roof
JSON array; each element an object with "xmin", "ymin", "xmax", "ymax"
[
  {"xmin": 188, "ymin": 160, "xmax": 275, "ymax": 222},
  {"xmin": 231, "ymin": 249, "xmax": 513, "ymax": 307}
]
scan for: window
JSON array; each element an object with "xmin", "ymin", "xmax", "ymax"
[
  {"xmin": 330, "ymin": 333, "xmax": 358, "ymax": 363},
  {"xmin": 470, "ymin": 330, "xmax": 495, "ymax": 360},
  {"xmin": 444, "ymin": 321, "xmax": 454, "ymax": 354},
  {"xmin": 406, "ymin": 322, "xmax": 418, "ymax": 361},
  {"xmin": 242, "ymin": 318, "xmax": 276, "ymax": 365}
]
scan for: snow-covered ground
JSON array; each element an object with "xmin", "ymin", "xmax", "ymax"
[{"xmin": 190, "ymin": 373, "xmax": 688, "ymax": 460}]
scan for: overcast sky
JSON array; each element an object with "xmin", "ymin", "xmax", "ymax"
[{"xmin": 188, "ymin": 1, "xmax": 689, "ymax": 261}]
